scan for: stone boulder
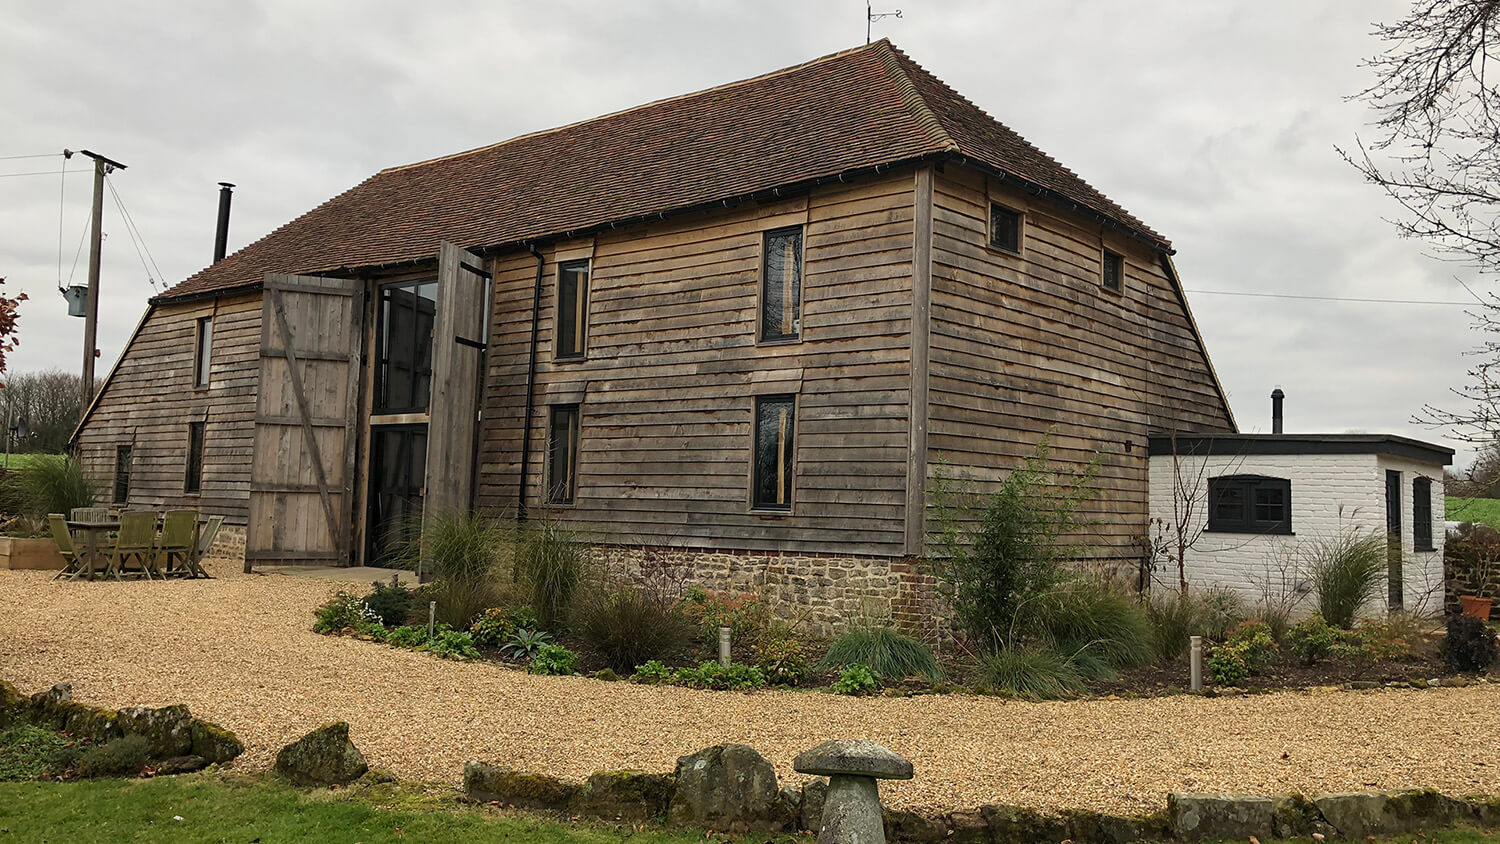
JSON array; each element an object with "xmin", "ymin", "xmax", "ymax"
[
  {"xmin": 983, "ymin": 804, "xmax": 1070, "ymax": 844},
  {"xmin": 189, "ymin": 719, "xmax": 245, "ymax": 764},
  {"xmin": 570, "ymin": 769, "xmax": 675, "ymax": 822},
  {"xmin": 801, "ymin": 777, "xmax": 829, "ymax": 832},
  {"xmin": 154, "ymin": 755, "xmax": 210, "ymax": 776},
  {"xmin": 668, "ymin": 743, "xmax": 783, "ymax": 831},
  {"xmin": 884, "ymin": 807, "xmax": 949, "ymax": 843},
  {"xmin": 0, "ymin": 679, "xmax": 26, "ymax": 728},
  {"xmin": 274, "ymin": 722, "xmax": 368, "ymax": 786},
  {"xmin": 1065, "ymin": 808, "xmax": 1166, "ymax": 844},
  {"xmin": 463, "ymin": 761, "xmax": 578, "ymax": 809},
  {"xmin": 1167, "ymin": 793, "xmax": 1274, "ymax": 842},
  {"xmin": 944, "ymin": 809, "xmax": 989, "ymax": 844},
  {"xmin": 117, "ymin": 705, "xmax": 194, "ymax": 758},
  {"xmin": 1315, "ymin": 789, "xmax": 1470, "ymax": 839}
]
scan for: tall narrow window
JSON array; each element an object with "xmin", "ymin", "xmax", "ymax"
[
  {"xmin": 375, "ymin": 278, "xmax": 438, "ymax": 413},
  {"xmin": 1413, "ymin": 477, "xmax": 1434, "ymax": 551},
  {"xmin": 753, "ymin": 395, "xmax": 795, "ymax": 510},
  {"xmin": 1102, "ymin": 250, "xmax": 1124, "ymax": 293},
  {"xmin": 557, "ymin": 260, "xmax": 589, "ymax": 359},
  {"xmin": 547, "ymin": 404, "xmax": 580, "ymax": 505},
  {"xmin": 990, "ymin": 203, "xmax": 1022, "ymax": 253},
  {"xmin": 184, "ymin": 421, "xmax": 205, "ymax": 494},
  {"xmin": 194, "ymin": 316, "xmax": 213, "ymax": 387},
  {"xmin": 760, "ymin": 227, "xmax": 802, "ymax": 341},
  {"xmin": 114, "ymin": 445, "xmax": 132, "ymax": 504}
]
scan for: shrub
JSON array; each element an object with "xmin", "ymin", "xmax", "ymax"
[
  {"xmin": 1443, "ymin": 616, "xmax": 1498, "ymax": 673},
  {"xmin": 426, "ymin": 629, "xmax": 480, "ymax": 660},
  {"xmin": 977, "ymin": 646, "xmax": 1085, "ymax": 699},
  {"xmin": 470, "ymin": 606, "xmax": 539, "ymax": 649},
  {"xmin": 1034, "ymin": 580, "xmax": 1154, "ymax": 679},
  {"xmin": 1286, "ymin": 615, "xmax": 1340, "ymax": 665},
  {"xmin": 754, "ymin": 625, "xmax": 811, "ymax": 686},
  {"xmin": 527, "ymin": 644, "xmax": 579, "ymax": 676},
  {"xmin": 821, "ymin": 622, "xmax": 941, "ymax": 683},
  {"xmin": 391, "ymin": 511, "xmax": 514, "ymax": 630},
  {"xmin": 1198, "ymin": 585, "xmax": 1248, "ymax": 642},
  {"xmin": 386, "ymin": 625, "xmax": 431, "ymax": 649},
  {"xmin": 1207, "ymin": 644, "xmax": 1251, "ymax": 686},
  {"xmin": 500, "ymin": 629, "xmax": 553, "ymax": 662},
  {"xmin": 12, "ymin": 456, "xmax": 98, "ymax": 517},
  {"xmin": 515, "ymin": 518, "xmax": 587, "ymax": 629},
  {"xmin": 630, "ymin": 660, "xmax": 673, "ymax": 685},
  {"xmin": 74, "ymin": 735, "xmax": 150, "ymax": 779},
  {"xmin": 1353, "ymin": 619, "xmax": 1413, "ymax": 662},
  {"xmin": 313, "ymin": 591, "xmax": 379, "ymax": 634},
  {"xmin": 673, "ymin": 661, "xmax": 766, "ymax": 691},
  {"xmin": 676, "ymin": 587, "xmax": 768, "ymax": 648},
  {"xmin": 1307, "ymin": 531, "xmax": 1389, "ymax": 629},
  {"xmin": 573, "ymin": 587, "xmax": 692, "ymax": 674},
  {"xmin": 363, "ymin": 581, "xmax": 415, "ymax": 628},
  {"xmin": 1147, "ymin": 591, "xmax": 1207, "ymax": 661},
  {"xmin": 1225, "ymin": 620, "xmax": 1278, "ymax": 673},
  {"xmin": 1255, "ymin": 602, "xmax": 1295, "ymax": 643},
  {"xmin": 833, "ymin": 664, "xmax": 879, "ymax": 696}
]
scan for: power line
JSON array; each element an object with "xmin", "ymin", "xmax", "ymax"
[
  {"xmin": 0, "ymin": 153, "xmax": 62, "ymax": 161},
  {"xmin": 0, "ymin": 169, "xmax": 82, "ymax": 178},
  {"xmin": 106, "ymin": 176, "xmax": 166, "ymax": 293},
  {"xmin": 1184, "ymin": 288, "xmax": 1473, "ymax": 306},
  {"xmin": 57, "ymin": 151, "xmax": 69, "ymax": 289}
]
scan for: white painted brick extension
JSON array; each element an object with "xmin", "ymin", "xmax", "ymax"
[{"xmin": 1148, "ymin": 451, "xmax": 1445, "ymax": 616}]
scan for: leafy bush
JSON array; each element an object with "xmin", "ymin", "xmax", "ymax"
[
  {"xmin": 515, "ymin": 519, "xmax": 587, "ymax": 629},
  {"xmin": 386, "ymin": 625, "xmax": 431, "ymax": 649},
  {"xmin": 470, "ymin": 606, "xmax": 539, "ymax": 649},
  {"xmin": 573, "ymin": 587, "xmax": 691, "ymax": 674},
  {"xmin": 527, "ymin": 644, "xmax": 579, "ymax": 676},
  {"xmin": 1207, "ymin": 644, "xmax": 1251, "ymax": 686},
  {"xmin": 75, "ymin": 734, "xmax": 150, "ymax": 779},
  {"xmin": 1198, "ymin": 585, "xmax": 1248, "ymax": 642},
  {"xmin": 673, "ymin": 661, "xmax": 766, "ymax": 691},
  {"xmin": 313, "ymin": 591, "xmax": 379, "ymax": 634},
  {"xmin": 501, "ymin": 629, "xmax": 553, "ymax": 662},
  {"xmin": 1308, "ymin": 531, "xmax": 1389, "ymax": 628},
  {"xmin": 977, "ymin": 646, "xmax": 1085, "ymax": 699},
  {"xmin": 426, "ymin": 629, "xmax": 480, "ymax": 660},
  {"xmin": 630, "ymin": 660, "xmax": 673, "ymax": 684},
  {"xmin": 10, "ymin": 456, "xmax": 98, "ymax": 517},
  {"xmin": 362, "ymin": 581, "xmax": 415, "ymax": 628},
  {"xmin": 392, "ymin": 511, "xmax": 514, "ymax": 630},
  {"xmin": 821, "ymin": 622, "xmax": 941, "ymax": 683},
  {"xmin": 754, "ymin": 624, "xmax": 811, "ymax": 686},
  {"xmin": 1443, "ymin": 616, "xmax": 1498, "ymax": 673},
  {"xmin": 1286, "ymin": 615, "xmax": 1340, "ymax": 665},
  {"xmin": 833, "ymin": 664, "xmax": 879, "ymax": 696},
  {"xmin": 1353, "ymin": 619, "xmax": 1413, "ymax": 662},
  {"xmin": 676, "ymin": 587, "xmax": 768, "ymax": 648},
  {"xmin": 1224, "ymin": 620, "xmax": 1278, "ymax": 673},
  {"xmin": 1255, "ymin": 602, "xmax": 1294, "ymax": 644}
]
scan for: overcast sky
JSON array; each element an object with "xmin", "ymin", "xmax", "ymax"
[{"xmin": 0, "ymin": 0, "xmax": 1485, "ymax": 464}]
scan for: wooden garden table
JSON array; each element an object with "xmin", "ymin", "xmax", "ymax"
[{"xmin": 64, "ymin": 518, "xmax": 120, "ymax": 581}]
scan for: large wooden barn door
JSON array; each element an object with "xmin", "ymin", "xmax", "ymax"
[
  {"xmin": 244, "ymin": 274, "xmax": 364, "ymax": 571},
  {"xmin": 423, "ymin": 242, "xmax": 490, "ymax": 517}
]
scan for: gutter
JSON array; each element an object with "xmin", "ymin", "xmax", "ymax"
[{"xmin": 516, "ymin": 243, "xmax": 545, "ymax": 521}]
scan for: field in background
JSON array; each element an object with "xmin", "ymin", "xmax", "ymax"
[
  {"xmin": 0, "ymin": 453, "xmax": 62, "ymax": 470},
  {"xmin": 1447, "ymin": 497, "xmax": 1500, "ymax": 529}
]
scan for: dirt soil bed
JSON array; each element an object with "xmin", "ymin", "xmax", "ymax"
[{"xmin": 2, "ymin": 565, "xmax": 1497, "ymax": 815}]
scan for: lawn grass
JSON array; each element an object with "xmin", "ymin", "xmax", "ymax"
[
  {"xmin": 1447, "ymin": 496, "xmax": 1500, "ymax": 529},
  {"xmin": 0, "ymin": 773, "xmax": 798, "ymax": 843},
  {"xmin": 0, "ymin": 452, "xmax": 62, "ymax": 470}
]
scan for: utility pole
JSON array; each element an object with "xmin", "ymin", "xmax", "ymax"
[{"xmin": 78, "ymin": 150, "xmax": 126, "ymax": 409}]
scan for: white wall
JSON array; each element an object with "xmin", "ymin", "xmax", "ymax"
[{"xmin": 1147, "ymin": 451, "xmax": 1445, "ymax": 616}]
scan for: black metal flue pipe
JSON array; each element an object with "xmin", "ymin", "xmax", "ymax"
[
  {"xmin": 1271, "ymin": 387, "xmax": 1285, "ymax": 434},
  {"xmin": 213, "ymin": 182, "xmax": 235, "ymax": 264}
]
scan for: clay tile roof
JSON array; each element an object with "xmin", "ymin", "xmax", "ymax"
[{"xmin": 156, "ymin": 40, "xmax": 1167, "ymax": 302}]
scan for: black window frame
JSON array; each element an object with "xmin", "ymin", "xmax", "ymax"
[
  {"xmin": 114, "ymin": 445, "xmax": 132, "ymax": 504},
  {"xmin": 373, "ymin": 277, "xmax": 439, "ymax": 415},
  {"xmin": 546, "ymin": 404, "xmax": 580, "ymax": 506},
  {"xmin": 1413, "ymin": 476, "xmax": 1434, "ymax": 551},
  {"xmin": 1206, "ymin": 475, "xmax": 1292, "ymax": 534},
  {"xmin": 184, "ymin": 421, "xmax": 205, "ymax": 494},
  {"xmin": 193, "ymin": 316, "xmax": 213, "ymax": 388},
  {"xmin": 989, "ymin": 203, "xmax": 1023, "ymax": 254},
  {"xmin": 1102, "ymin": 249, "xmax": 1125, "ymax": 293},
  {"xmin": 752, "ymin": 394, "xmax": 796, "ymax": 511},
  {"xmin": 759, "ymin": 226, "xmax": 804, "ymax": 343},
  {"xmin": 555, "ymin": 260, "xmax": 590, "ymax": 360}
]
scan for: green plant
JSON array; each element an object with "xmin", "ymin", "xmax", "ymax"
[
  {"xmin": 527, "ymin": 644, "xmax": 579, "ymax": 676},
  {"xmin": 386, "ymin": 625, "xmax": 430, "ymax": 649},
  {"xmin": 592, "ymin": 669, "xmax": 620, "ymax": 682},
  {"xmin": 573, "ymin": 587, "xmax": 691, "ymax": 674},
  {"xmin": 10, "ymin": 455, "xmax": 98, "ymax": 517},
  {"xmin": 1198, "ymin": 585, "xmax": 1248, "ymax": 641},
  {"xmin": 821, "ymin": 621, "xmax": 941, "ymax": 682},
  {"xmin": 389, "ymin": 510, "xmax": 513, "ymax": 629},
  {"xmin": 753, "ymin": 625, "xmax": 811, "ymax": 686},
  {"xmin": 1307, "ymin": 531, "xmax": 1389, "ymax": 629},
  {"xmin": 1224, "ymin": 619, "xmax": 1278, "ymax": 672},
  {"xmin": 676, "ymin": 587, "xmax": 768, "ymax": 648},
  {"xmin": 673, "ymin": 661, "xmax": 766, "ymax": 691},
  {"xmin": 501, "ymin": 629, "xmax": 553, "ymax": 662},
  {"xmin": 74, "ymin": 734, "xmax": 150, "ymax": 779},
  {"xmin": 1353, "ymin": 619, "xmax": 1414, "ymax": 662},
  {"xmin": 977, "ymin": 646, "xmax": 1085, "ymax": 699},
  {"xmin": 1286, "ymin": 615, "xmax": 1339, "ymax": 665},
  {"xmin": 0, "ymin": 724, "xmax": 74, "ymax": 782},
  {"xmin": 1207, "ymin": 644, "xmax": 1251, "ymax": 686},
  {"xmin": 426, "ymin": 629, "xmax": 480, "ymax": 660},
  {"xmin": 832, "ymin": 663, "xmax": 879, "ymax": 696},
  {"xmin": 469, "ymin": 605, "xmax": 539, "ymax": 649},
  {"xmin": 1033, "ymin": 579, "xmax": 1154, "ymax": 680},
  {"xmin": 313, "ymin": 591, "xmax": 379, "ymax": 635},
  {"xmin": 630, "ymin": 660, "xmax": 673, "ymax": 684},
  {"xmin": 1443, "ymin": 616, "xmax": 1498, "ymax": 672},
  {"xmin": 515, "ymin": 518, "xmax": 587, "ymax": 629},
  {"xmin": 362, "ymin": 581, "xmax": 415, "ymax": 628},
  {"xmin": 1147, "ymin": 591, "xmax": 1207, "ymax": 661},
  {"xmin": 1255, "ymin": 602, "xmax": 1295, "ymax": 643}
]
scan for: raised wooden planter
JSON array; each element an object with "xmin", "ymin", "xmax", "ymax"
[{"xmin": 0, "ymin": 537, "xmax": 66, "ymax": 570}]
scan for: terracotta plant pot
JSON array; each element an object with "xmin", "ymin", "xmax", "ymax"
[{"xmin": 1459, "ymin": 594, "xmax": 1494, "ymax": 621}]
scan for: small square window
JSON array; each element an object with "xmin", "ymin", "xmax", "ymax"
[
  {"xmin": 753, "ymin": 395, "xmax": 796, "ymax": 510},
  {"xmin": 990, "ymin": 204, "xmax": 1021, "ymax": 253},
  {"xmin": 1207, "ymin": 475, "xmax": 1291, "ymax": 534},
  {"xmin": 760, "ymin": 227, "xmax": 803, "ymax": 341},
  {"xmin": 557, "ymin": 261, "xmax": 589, "ymax": 360},
  {"xmin": 547, "ymin": 404, "xmax": 580, "ymax": 505},
  {"xmin": 1102, "ymin": 250, "xmax": 1124, "ymax": 293},
  {"xmin": 185, "ymin": 421, "xmax": 205, "ymax": 493}
]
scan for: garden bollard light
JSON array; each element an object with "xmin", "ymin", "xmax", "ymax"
[
  {"xmin": 429, "ymin": 601, "xmax": 437, "ymax": 638},
  {"xmin": 1190, "ymin": 635, "xmax": 1203, "ymax": 691},
  {"xmin": 718, "ymin": 626, "xmax": 732, "ymax": 667},
  {"xmin": 794, "ymin": 739, "xmax": 913, "ymax": 844}
]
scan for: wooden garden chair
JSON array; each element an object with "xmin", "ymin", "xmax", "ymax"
[
  {"xmin": 70, "ymin": 507, "xmax": 108, "ymax": 522},
  {"xmin": 156, "ymin": 509, "xmax": 198, "ymax": 577},
  {"xmin": 109, "ymin": 511, "xmax": 160, "ymax": 580},
  {"xmin": 47, "ymin": 514, "xmax": 82, "ymax": 580},
  {"xmin": 189, "ymin": 515, "xmax": 224, "ymax": 578}
]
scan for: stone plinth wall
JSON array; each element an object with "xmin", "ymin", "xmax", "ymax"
[{"xmin": 207, "ymin": 525, "xmax": 246, "ymax": 565}]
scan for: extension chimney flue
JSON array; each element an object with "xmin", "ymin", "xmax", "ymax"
[
  {"xmin": 213, "ymin": 182, "xmax": 235, "ymax": 264},
  {"xmin": 1271, "ymin": 387, "xmax": 1285, "ymax": 434}
]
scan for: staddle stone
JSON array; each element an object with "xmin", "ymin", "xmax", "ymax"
[{"xmin": 794, "ymin": 739, "xmax": 913, "ymax": 780}]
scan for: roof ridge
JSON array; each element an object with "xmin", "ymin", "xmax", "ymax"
[
  {"xmin": 381, "ymin": 40, "xmax": 896, "ymax": 176},
  {"xmin": 873, "ymin": 41, "xmax": 957, "ymax": 153}
]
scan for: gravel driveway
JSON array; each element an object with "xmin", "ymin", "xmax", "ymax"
[{"xmin": 1, "ymin": 565, "xmax": 1496, "ymax": 814}]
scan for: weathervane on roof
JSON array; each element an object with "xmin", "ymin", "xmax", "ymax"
[{"xmin": 866, "ymin": 0, "xmax": 902, "ymax": 44}]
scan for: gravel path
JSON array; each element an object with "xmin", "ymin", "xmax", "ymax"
[{"xmin": 2, "ymin": 565, "xmax": 1496, "ymax": 814}]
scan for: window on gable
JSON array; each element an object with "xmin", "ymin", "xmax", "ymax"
[
  {"xmin": 194, "ymin": 316, "xmax": 213, "ymax": 388},
  {"xmin": 990, "ymin": 203, "xmax": 1022, "ymax": 253},
  {"xmin": 1102, "ymin": 250, "xmax": 1124, "ymax": 293},
  {"xmin": 752, "ymin": 395, "xmax": 796, "ymax": 510},
  {"xmin": 1413, "ymin": 476, "xmax": 1434, "ymax": 550},
  {"xmin": 547, "ymin": 404, "xmax": 580, "ymax": 505},
  {"xmin": 557, "ymin": 260, "xmax": 589, "ymax": 360},
  {"xmin": 760, "ymin": 227, "xmax": 803, "ymax": 342},
  {"xmin": 1207, "ymin": 475, "xmax": 1291, "ymax": 534},
  {"xmin": 375, "ymin": 278, "xmax": 438, "ymax": 413},
  {"xmin": 185, "ymin": 421, "xmax": 205, "ymax": 494},
  {"xmin": 114, "ymin": 445, "xmax": 132, "ymax": 505}
]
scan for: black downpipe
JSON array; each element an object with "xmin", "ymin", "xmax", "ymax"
[
  {"xmin": 517, "ymin": 244, "xmax": 545, "ymax": 521},
  {"xmin": 213, "ymin": 183, "xmax": 234, "ymax": 264}
]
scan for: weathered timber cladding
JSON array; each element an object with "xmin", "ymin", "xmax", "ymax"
[
  {"xmin": 924, "ymin": 164, "xmax": 1234, "ymax": 556},
  {"xmin": 476, "ymin": 170, "xmax": 919, "ymax": 556},
  {"xmin": 75, "ymin": 292, "xmax": 262, "ymax": 523}
]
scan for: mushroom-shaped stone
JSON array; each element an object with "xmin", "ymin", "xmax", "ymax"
[{"xmin": 794, "ymin": 739, "xmax": 913, "ymax": 780}]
